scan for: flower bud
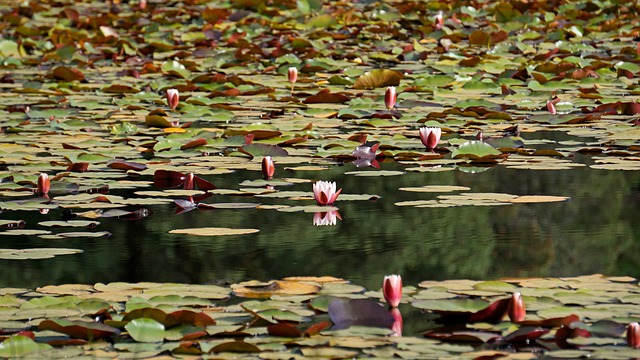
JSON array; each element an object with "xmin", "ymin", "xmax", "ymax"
[
  {"xmin": 37, "ymin": 173, "xmax": 50, "ymax": 195},
  {"xmin": 382, "ymin": 274, "xmax": 402, "ymax": 308},
  {"xmin": 384, "ymin": 86, "xmax": 397, "ymax": 110},
  {"xmin": 508, "ymin": 292, "xmax": 526, "ymax": 323},
  {"xmin": 166, "ymin": 89, "xmax": 179, "ymax": 110},
  {"xmin": 262, "ymin": 156, "xmax": 275, "ymax": 180},
  {"xmin": 628, "ymin": 322, "xmax": 640, "ymax": 349}
]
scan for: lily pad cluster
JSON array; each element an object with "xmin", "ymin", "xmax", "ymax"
[{"xmin": 0, "ymin": 275, "xmax": 639, "ymax": 358}]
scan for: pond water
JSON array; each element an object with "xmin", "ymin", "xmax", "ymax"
[{"xmin": 2, "ymin": 131, "xmax": 639, "ymax": 293}]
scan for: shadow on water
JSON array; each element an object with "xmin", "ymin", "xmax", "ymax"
[{"xmin": 1, "ymin": 148, "xmax": 639, "ymax": 293}]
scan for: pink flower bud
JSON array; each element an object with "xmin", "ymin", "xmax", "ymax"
[
  {"xmin": 508, "ymin": 292, "xmax": 526, "ymax": 322},
  {"xmin": 139, "ymin": 0, "xmax": 147, "ymax": 9},
  {"xmin": 262, "ymin": 156, "xmax": 275, "ymax": 180},
  {"xmin": 37, "ymin": 173, "xmax": 50, "ymax": 195},
  {"xmin": 288, "ymin": 67, "xmax": 298, "ymax": 85},
  {"xmin": 546, "ymin": 100, "xmax": 557, "ymax": 114},
  {"xmin": 166, "ymin": 89, "xmax": 179, "ymax": 110},
  {"xmin": 390, "ymin": 307, "xmax": 403, "ymax": 337},
  {"xmin": 419, "ymin": 127, "xmax": 442, "ymax": 150},
  {"xmin": 382, "ymin": 274, "xmax": 402, "ymax": 308},
  {"xmin": 384, "ymin": 86, "xmax": 397, "ymax": 110},
  {"xmin": 628, "ymin": 322, "xmax": 640, "ymax": 349}
]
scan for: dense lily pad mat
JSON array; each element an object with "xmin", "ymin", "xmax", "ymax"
[{"xmin": 0, "ymin": 275, "xmax": 639, "ymax": 358}]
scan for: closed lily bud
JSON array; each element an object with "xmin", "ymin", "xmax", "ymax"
[
  {"xmin": 139, "ymin": 0, "xmax": 147, "ymax": 9},
  {"xmin": 628, "ymin": 322, "xmax": 640, "ymax": 349},
  {"xmin": 262, "ymin": 156, "xmax": 275, "ymax": 180},
  {"xmin": 419, "ymin": 127, "xmax": 442, "ymax": 150},
  {"xmin": 546, "ymin": 100, "xmax": 557, "ymax": 114},
  {"xmin": 508, "ymin": 292, "xmax": 526, "ymax": 322},
  {"xmin": 288, "ymin": 67, "xmax": 297, "ymax": 91},
  {"xmin": 37, "ymin": 173, "xmax": 50, "ymax": 195},
  {"xmin": 383, "ymin": 274, "xmax": 402, "ymax": 308},
  {"xmin": 166, "ymin": 88, "xmax": 179, "ymax": 110},
  {"xmin": 384, "ymin": 86, "xmax": 397, "ymax": 110}
]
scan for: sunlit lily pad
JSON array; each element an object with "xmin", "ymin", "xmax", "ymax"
[{"xmin": 168, "ymin": 228, "xmax": 259, "ymax": 236}]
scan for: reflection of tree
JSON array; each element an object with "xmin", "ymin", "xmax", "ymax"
[{"xmin": 1, "ymin": 163, "xmax": 639, "ymax": 291}]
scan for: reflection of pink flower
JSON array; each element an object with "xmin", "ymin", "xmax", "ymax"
[
  {"xmin": 390, "ymin": 307, "xmax": 403, "ymax": 337},
  {"xmin": 508, "ymin": 292, "xmax": 526, "ymax": 322},
  {"xmin": 628, "ymin": 322, "xmax": 640, "ymax": 349},
  {"xmin": 352, "ymin": 143, "xmax": 379, "ymax": 160},
  {"xmin": 313, "ymin": 181, "xmax": 342, "ymax": 206},
  {"xmin": 262, "ymin": 156, "xmax": 275, "ymax": 180},
  {"xmin": 37, "ymin": 173, "xmax": 50, "ymax": 195},
  {"xmin": 419, "ymin": 127, "xmax": 441, "ymax": 150},
  {"xmin": 313, "ymin": 210, "xmax": 342, "ymax": 226},
  {"xmin": 166, "ymin": 89, "xmax": 179, "ymax": 110},
  {"xmin": 384, "ymin": 86, "xmax": 397, "ymax": 110},
  {"xmin": 383, "ymin": 274, "xmax": 402, "ymax": 308}
]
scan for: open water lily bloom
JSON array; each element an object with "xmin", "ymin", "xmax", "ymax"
[
  {"xmin": 313, "ymin": 181, "xmax": 342, "ymax": 206},
  {"xmin": 419, "ymin": 127, "xmax": 442, "ymax": 150},
  {"xmin": 383, "ymin": 275, "xmax": 402, "ymax": 308}
]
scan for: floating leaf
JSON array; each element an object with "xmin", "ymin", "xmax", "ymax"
[
  {"xmin": 124, "ymin": 318, "xmax": 165, "ymax": 343},
  {"xmin": 39, "ymin": 319, "xmax": 120, "ymax": 340},
  {"xmin": 168, "ymin": 227, "xmax": 259, "ymax": 236},
  {"xmin": 353, "ymin": 69, "xmax": 402, "ymax": 89},
  {"xmin": 328, "ymin": 298, "xmax": 394, "ymax": 330}
]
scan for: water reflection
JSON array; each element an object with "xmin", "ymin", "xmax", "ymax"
[
  {"xmin": 0, "ymin": 154, "xmax": 639, "ymax": 292},
  {"xmin": 312, "ymin": 211, "xmax": 342, "ymax": 226}
]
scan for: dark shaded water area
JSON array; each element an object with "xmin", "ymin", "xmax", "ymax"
[{"xmin": 1, "ymin": 137, "xmax": 639, "ymax": 296}]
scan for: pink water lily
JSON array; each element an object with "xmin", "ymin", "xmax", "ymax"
[
  {"xmin": 383, "ymin": 274, "xmax": 402, "ymax": 308},
  {"xmin": 313, "ymin": 181, "xmax": 342, "ymax": 206},
  {"xmin": 313, "ymin": 210, "xmax": 342, "ymax": 226},
  {"xmin": 419, "ymin": 127, "xmax": 441, "ymax": 150},
  {"xmin": 508, "ymin": 292, "xmax": 526, "ymax": 322},
  {"xmin": 37, "ymin": 173, "xmax": 50, "ymax": 195},
  {"xmin": 434, "ymin": 10, "xmax": 444, "ymax": 30},
  {"xmin": 166, "ymin": 88, "xmax": 179, "ymax": 110},
  {"xmin": 262, "ymin": 156, "xmax": 275, "ymax": 180},
  {"xmin": 288, "ymin": 67, "xmax": 298, "ymax": 91},
  {"xmin": 384, "ymin": 86, "xmax": 397, "ymax": 110}
]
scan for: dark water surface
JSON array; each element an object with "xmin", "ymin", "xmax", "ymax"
[{"xmin": 1, "ymin": 150, "xmax": 639, "ymax": 292}]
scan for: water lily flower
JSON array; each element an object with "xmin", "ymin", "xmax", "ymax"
[
  {"xmin": 139, "ymin": 0, "xmax": 147, "ymax": 9},
  {"xmin": 383, "ymin": 274, "xmax": 402, "ymax": 308},
  {"xmin": 419, "ymin": 127, "xmax": 441, "ymax": 150},
  {"xmin": 262, "ymin": 156, "xmax": 275, "ymax": 180},
  {"xmin": 313, "ymin": 181, "xmax": 342, "ymax": 206},
  {"xmin": 390, "ymin": 307, "xmax": 403, "ymax": 337},
  {"xmin": 288, "ymin": 67, "xmax": 298, "ymax": 91},
  {"xmin": 508, "ymin": 292, "xmax": 526, "ymax": 322},
  {"xmin": 166, "ymin": 88, "xmax": 179, "ymax": 110},
  {"xmin": 628, "ymin": 322, "xmax": 640, "ymax": 349},
  {"xmin": 434, "ymin": 10, "xmax": 444, "ymax": 30},
  {"xmin": 546, "ymin": 100, "xmax": 557, "ymax": 114},
  {"xmin": 384, "ymin": 86, "xmax": 397, "ymax": 110},
  {"xmin": 313, "ymin": 210, "xmax": 342, "ymax": 226},
  {"xmin": 37, "ymin": 173, "xmax": 50, "ymax": 195},
  {"xmin": 183, "ymin": 173, "xmax": 194, "ymax": 190}
]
